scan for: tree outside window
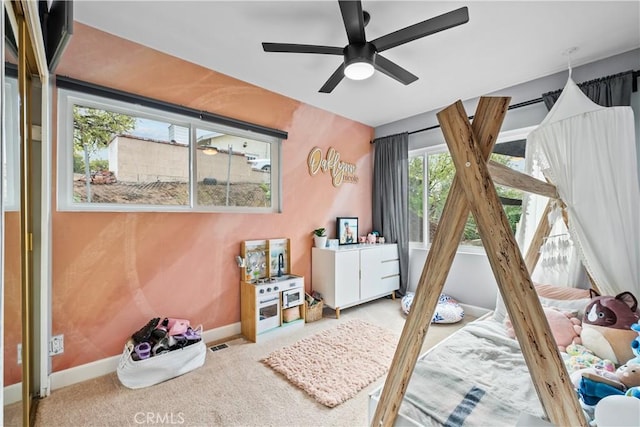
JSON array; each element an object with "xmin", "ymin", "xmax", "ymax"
[
  {"xmin": 409, "ymin": 147, "xmax": 523, "ymax": 246},
  {"xmin": 73, "ymin": 106, "xmax": 135, "ymax": 202}
]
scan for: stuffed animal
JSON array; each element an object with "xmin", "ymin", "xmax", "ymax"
[
  {"xmin": 576, "ymin": 362, "xmax": 640, "ymax": 405},
  {"xmin": 505, "ymin": 306, "xmax": 581, "ymax": 352},
  {"xmin": 617, "ymin": 363, "xmax": 640, "ymax": 389},
  {"xmin": 565, "ymin": 343, "xmax": 616, "ymax": 375},
  {"xmin": 581, "ymin": 290, "xmax": 640, "ymax": 364},
  {"xmin": 627, "ymin": 386, "xmax": 640, "ymax": 398},
  {"xmin": 630, "ymin": 322, "xmax": 640, "ymax": 364},
  {"xmin": 595, "ymin": 395, "xmax": 640, "ymax": 426},
  {"xmin": 571, "ymin": 366, "xmax": 618, "ymax": 390}
]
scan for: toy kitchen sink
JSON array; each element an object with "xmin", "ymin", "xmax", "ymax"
[{"xmin": 239, "ymin": 239, "xmax": 306, "ymax": 342}]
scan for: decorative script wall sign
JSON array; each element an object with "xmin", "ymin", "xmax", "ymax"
[{"xmin": 307, "ymin": 146, "xmax": 358, "ymax": 187}]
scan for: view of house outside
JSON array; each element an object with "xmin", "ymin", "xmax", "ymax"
[{"xmin": 71, "ymin": 105, "xmax": 272, "ymax": 208}]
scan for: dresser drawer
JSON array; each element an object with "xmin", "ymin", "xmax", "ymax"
[
  {"xmin": 381, "ymin": 259, "xmax": 399, "ymax": 277},
  {"xmin": 380, "ymin": 244, "xmax": 398, "ymax": 261},
  {"xmin": 380, "ymin": 275, "xmax": 400, "ymax": 293}
]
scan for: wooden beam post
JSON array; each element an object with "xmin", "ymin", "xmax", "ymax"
[
  {"xmin": 438, "ymin": 100, "xmax": 587, "ymax": 426},
  {"xmin": 372, "ymin": 97, "xmax": 510, "ymax": 427},
  {"xmin": 524, "ymin": 199, "xmax": 554, "ymax": 273},
  {"xmin": 488, "ymin": 159, "xmax": 559, "ymax": 199}
]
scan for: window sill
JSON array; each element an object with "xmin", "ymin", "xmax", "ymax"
[{"xmin": 409, "ymin": 243, "xmax": 487, "ymax": 256}]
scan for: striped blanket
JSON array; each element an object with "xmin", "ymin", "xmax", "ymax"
[{"xmin": 397, "ymin": 319, "xmax": 546, "ymax": 426}]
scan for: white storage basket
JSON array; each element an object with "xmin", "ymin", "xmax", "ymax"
[{"xmin": 116, "ymin": 334, "xmax": 206, "ymax": 389}]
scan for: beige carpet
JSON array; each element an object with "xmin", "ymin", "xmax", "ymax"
[
  {"xmin": 18, "ymin": 298, "xmax": 477, "ymax": 427},
  {"xmin": 262, "ymin": 319, "xmax": 397, "ymax": 407}
]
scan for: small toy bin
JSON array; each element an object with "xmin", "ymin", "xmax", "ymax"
[{"xmin": 305, "ymin": 293, "xmax": 324, "ymax": 323}]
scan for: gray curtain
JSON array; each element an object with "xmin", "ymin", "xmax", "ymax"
[
  {"xmin": 542, "ymin": 70, "xmax": 634, "ymax": 109},
  {"xmin": 372, "ymin": 132, "xmax": 409, "ymax": 296}
]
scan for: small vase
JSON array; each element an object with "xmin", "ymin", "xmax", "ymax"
[{"xmin": 313, "ymin": 235, "xmax": 328, "ymax": 248}]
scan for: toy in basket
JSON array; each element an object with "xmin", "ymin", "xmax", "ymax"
[
  {"xmin": 305, "ymin": 292, "xmax": 324, "ymax": 322},
  {"xmin": 117, "ymin": 317, "xmax": 206, "ymax": 389}
]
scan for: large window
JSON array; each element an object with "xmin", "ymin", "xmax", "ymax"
[
  {"xmin": 57, "ymin": 89, "xmax": 281, "ymax": 212},
  {"xmin": 409, "ymin": 128, "xmax": 533, "ymax": 249}
]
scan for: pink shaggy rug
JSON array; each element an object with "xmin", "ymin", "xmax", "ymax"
[{"xmin": 261, "ymin": 319, "xmax": 398, "ymax": 407}]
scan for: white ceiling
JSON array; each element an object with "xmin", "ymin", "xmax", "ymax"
[{"xmin": 73, "ymin": 1, "xmax": 640, "ymax": 128}]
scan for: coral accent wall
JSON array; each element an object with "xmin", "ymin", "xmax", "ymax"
[
  {"xmin": 46, "ymin": 23, "xmax": 373, "ymax": 373},
  {"xmin": 3, "ymin": 212, "xmax": 22, "ymax": 385}
]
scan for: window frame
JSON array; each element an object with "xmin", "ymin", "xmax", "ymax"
[
  {"xmin": 57, "ymin": 88, "xmax": 281, "ymax": 213},
  {"xmin": 3, "ymin": 76, "xmax": 19, "ymax": 211},
  {"xmin": 408, "ymin": 125, "xmax": 536, "ymax": 254}
]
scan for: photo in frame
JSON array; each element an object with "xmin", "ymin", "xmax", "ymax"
[{"xmin": 336, "ymin": 217, "xmax": 358, "ymax": 245}]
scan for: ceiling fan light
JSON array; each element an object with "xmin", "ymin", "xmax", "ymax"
[
  {"xmin": 343, "ymin": 42, "xmax": 377, "ymax": 81},
  {"xmin": 344, "ymin": 61, "xmax": 374, "ymax": 80}
]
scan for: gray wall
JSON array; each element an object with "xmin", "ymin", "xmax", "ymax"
[
  {"xmin": 376, "ymin": 48, "xmax": 639, "ymax": 150},
  {"xmin": 408, "ymin": 249, "xmax": 498, "ymax": 309},
  {"xmin": 376, "ymin": 48, "xmax": 640, "ymax": 309}
]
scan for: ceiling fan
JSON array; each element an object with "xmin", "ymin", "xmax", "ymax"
[{"xmin": 262, "ymin": 1, "xmax": 469, "ymax": 93}]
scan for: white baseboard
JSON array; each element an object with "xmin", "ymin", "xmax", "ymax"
[
  {"xmin": 460, "ymin": 303, "xmax": 491, "ymax": 318},
  {"xmin": 3, "ymin": 382, "xmax": 22, "ymax": 406},
  {"xmin": 201, "ymin": 321, "xmax": 241, "ymax": 345},
  {"xmin": 4, "ymin": 322, "xmax": 241, "ymax": 402},
  {"xmin": 49, "ymin": 353, "xmax": 121, "ymax": 391}
]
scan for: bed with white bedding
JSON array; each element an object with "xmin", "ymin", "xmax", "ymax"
[
  {"xmin": 369, "ymin": 286, "xmax": 597, "ymax": 426},
  {"xmin": 368, "ymin": 315, "xmax": 548, "ymax": 426}
]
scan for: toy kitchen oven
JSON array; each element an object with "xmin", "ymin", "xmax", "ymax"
[{"xmin": 239, "ymin": 238, "xmax": 306, "ymax": 342}]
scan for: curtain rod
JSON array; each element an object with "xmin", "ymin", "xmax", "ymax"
[
  {"xmin": 408, "ymin": 97, "xmax": 544, "ymax": 136},
  {"xmin": 373, "ymin": 69, "xmax": 639, "ymax": 142},
  {"xmin": 7, "ymin": 63, "xmax": 289, "ymax": 140},
  {"xmin": 55, "ymin": 75, "xmax": 289, "ymax": 140}
]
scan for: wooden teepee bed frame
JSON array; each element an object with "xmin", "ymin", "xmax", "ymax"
[{"xmin": 371, "ymin": 97, "xmax": 589, "ymax": 427}]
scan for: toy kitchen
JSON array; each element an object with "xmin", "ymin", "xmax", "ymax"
[{"xmin": 238, "ymin": 238, "xmax": 306, "ymax": 342}]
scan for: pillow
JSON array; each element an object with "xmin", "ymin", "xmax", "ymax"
[
  {"xmin": 505, "ymin": 306, "xmax": 582, "ymax": 352},
  {"xmin": 493, "ymin": 283, "xmax": 592, "ymax": 323},
  {"xmin": 539, "ymin": 296, "xmax": 591, "ymax": 318},
  {"xmin": 535, "ymin": 283, "xmax": 591, "ymax": 300},
  {"xmin": 537, "ymin": 284, "xmax": 592, "ymax": 318},
  {"xmin": 401, "ymin": 292, "xmax": 413, "ymax": 315},
  {"xmin": 401, "ymin": 292, "xmax": 465, "ymax": 324}
]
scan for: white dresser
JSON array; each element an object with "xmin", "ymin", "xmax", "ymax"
[{"xmin": 311, "ymin": 243, "xmax": 399, "ymax": 318}]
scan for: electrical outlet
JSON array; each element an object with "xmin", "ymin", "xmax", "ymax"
[
  {"xmin": 17, "ymin": 344, "xmax": 22, "ymax": 364},
  {"xmin": 49, "ymin": 334, "xmax": 64, "ymax": 356}
]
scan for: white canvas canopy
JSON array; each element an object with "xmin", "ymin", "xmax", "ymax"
[{"xmin": 523, "ymin": 78, "xmax": 640, "ymax": 297}]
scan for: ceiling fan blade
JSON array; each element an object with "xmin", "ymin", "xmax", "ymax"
[
  {"xmin": 319, "ymin": 64, "xmax": 346, "ymax": 93},
  {"xmin": 371, "ymin": 7, "xmax": 469, "ymax": 53},
  {"xmin": 339, "ymin": 0, "xmax": 366, "ymax": 45},
  {"xmin": 262, "ymin": 42, "xmax": 343, "ymax": 55},
  {"xmin": 374, "ymin": 54, "xmax": 418, "ymax": 85}
]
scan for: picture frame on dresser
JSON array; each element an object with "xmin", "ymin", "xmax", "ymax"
[{"xmin": 337, "ymin": 217, "xmax": 358, "ymax": 245}]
